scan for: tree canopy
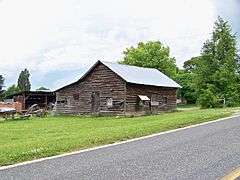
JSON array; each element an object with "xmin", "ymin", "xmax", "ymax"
[
  {"xmin": 175, "ymin": 56, "xmax": 200, "ymax": 104},
  {"xmin": 175, "ymin": 68, "xmax": 197, "ymax": 104},
  {"xmin": 3, "ymin": 84, "xmax": 19, "ymax": 99},
  {"xmin": 120, "ymin": 41, "xmax": 177, "ymax": 78},
  {"xmin": 0, "ymin": 75, "xmax": 4, "ymax": 100},
  {"xmin": 17, "ymin": 69, "xmax": 31, "ymax": 92},
  {"xmin": 183, "ymin": 56, "xmax": 200, "ymax": 73},
  {"xmin": 36, "ymin": 87, "xmax": 50, "ymax": 91},
  {"xmin": 0, "ymin": 75, "xmax": 4, "ymax": 91},
  {"xmin": 194, "ymin": 17, "xmax": 240, "ymax": 107}
]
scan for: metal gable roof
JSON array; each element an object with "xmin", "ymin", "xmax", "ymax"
[
  {"xmin": 101, "ymin": 61, "xmax": 181, "ymax": 88},
  {"xmin": 55, "ymin": 60, "xmax": 181, "ymax": 92}
]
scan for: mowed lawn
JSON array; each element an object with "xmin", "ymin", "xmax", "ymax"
[{"xmin": 0, "ymin": 107, "xmax": 239, "ymax": 166}]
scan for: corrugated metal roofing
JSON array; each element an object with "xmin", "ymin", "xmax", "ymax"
[
  {"xmin": 101, "ymin": 61, "xmax": 181, "ymax": 88},
  {"xmin": 55, "ymin": 60, "xmax": 181, "ymax": 91}
]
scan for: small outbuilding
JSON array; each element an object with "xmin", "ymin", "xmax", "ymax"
[
  {"xmin": 54, "ymin": 60, "xmax": 181, "ymax": 115},
  {"xmin": 5, "ymin": 91, "xmax": 56, "ymax": 111}
]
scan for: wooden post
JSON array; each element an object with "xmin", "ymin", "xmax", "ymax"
[
  {"xmin": 23, "ymin": 93, "xmax": 26, "ymax": 110},
  {"xmin": 45, "ymin": 95, "xmax": 48, "ymax": 109},
  {"xmin": 124, "ymin": 82, "xmax": 127, "ymax": 116}
]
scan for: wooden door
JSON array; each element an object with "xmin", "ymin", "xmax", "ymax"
[{"xmin": 91, "ymin": 92, "xmax": 100, "ymax": 114}]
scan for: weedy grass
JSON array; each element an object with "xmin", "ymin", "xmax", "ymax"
[{"xmin": 0, "ymin": 107, "xmax": 238, "ymax": 166}]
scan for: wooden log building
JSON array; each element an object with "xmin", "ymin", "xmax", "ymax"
[{"xmin": 54, "ymin": 60, "xmax": 181, "ymax": 115}]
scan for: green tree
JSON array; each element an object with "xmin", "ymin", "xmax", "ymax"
[
  {"xmin": 3, "ymin": 84, "xmax": 20, "ymax": 98},
  {"xmin": 175, "ymin": 70, "xmax": 197, "ymax": 104},
  {"xmin": 36, "ymin": 87, "xmax": 50, "ymax": 91},
  {"xmin": 0, "ymin": 75, "xmax": 4, "ymax": 91},
  {"xmin": 120, "ymin": 41, "xmax": 177, "ymax": 78},
  {"xmin": 175, "ymin": 57, "xmax": 200, "ymax": 104},
  {"xmin": 195, "ymin": 17, "xmax": 240, "ymax": 108},
  {"xmin": 0, "ymin": 75, "xmax": 4, "ymax": 100},
  {"xmin": 183, "ymin": 56, "xmax": 200, "ymax": 73},
  {"xmin": 17, "ymin": 69, "xmax": 31, "ymax": 91},
  {"xmin": 197, "ymin": 85, "xmax": 220, "ymax": 108}
]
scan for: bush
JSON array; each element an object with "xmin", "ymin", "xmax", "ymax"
[
  {"xmin": 197, "ymin": 88, "xmax": 220, "ymax": 108},
  {"xmin": 225, "ymin": 92, "xmax": 240, "ymax": 107}
]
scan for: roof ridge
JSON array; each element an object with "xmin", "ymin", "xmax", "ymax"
[
  {"xmin": 55, "ymin": 60, "xmax": 181, "ymax": 92},
  {"xmin": 101, "ymin": 61, "xmax": 159, "ymax": 71}
]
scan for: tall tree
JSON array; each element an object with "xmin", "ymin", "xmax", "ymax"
[
  {"xmin": 0, "ymin": 75, "xmax": 4, "ymax": 91},
  {"xmin": 17, "ymin": 69, "xmax": 31, "ymax": 91},
  {"xmin": 195, "ymin": 17, "xmax": 240, "ymax": 107},
  {"xmin": 0, "ymin": 75, "xmax": 4, "ymax": 100},
  {"xmin": 120, "ymin": 41, "xmax": 177, "ymax": 78}
]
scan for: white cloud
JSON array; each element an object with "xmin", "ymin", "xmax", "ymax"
[{"xmin": 0, "ymin": 0, "xmax": 222, "ymax": 89}]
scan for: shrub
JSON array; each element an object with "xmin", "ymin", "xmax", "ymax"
[{"xmin": 197, "ymin": 88, "xmax": 220, "ymax": 108}]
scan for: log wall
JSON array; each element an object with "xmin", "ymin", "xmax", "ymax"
[
  {"xmin": 55, "ymin": 63, "xmax": 126, "ymax": 115},
  {"xmin": 55, "ymin": 62, "xmax": 178, "ymax": 115},
  {"xmin": 125, "ymin": 83, "xmax": 177, "ymax": 115}
]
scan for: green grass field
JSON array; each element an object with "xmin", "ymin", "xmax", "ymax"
[{"xmin": 0, "ymin": 107, "xmax": 239, "ymax": 166}]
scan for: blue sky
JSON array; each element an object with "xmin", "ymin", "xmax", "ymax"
[{"xmin": 0, "ymin": 0, "xmax": 239, "ymax": 90}]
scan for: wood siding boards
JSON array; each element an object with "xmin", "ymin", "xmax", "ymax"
[
  {"xmin": 125, "ymin": 83, "xmax": 177, "ymax": 115},
  {"xmin": 55, "ymin": 63, "xmax": 126, "ymax": 115},
  {"xmin": 55, "ymin": 61, "xmax": 178, "ymax": 115}
]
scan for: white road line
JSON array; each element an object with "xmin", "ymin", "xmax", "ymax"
[
  {"xmin": 221, "ymin": 167, "xmax": 240, "ymax": 180},
  {"xmin": 0, "ymin": 114, "xmax": 239, "ymax": 171}
]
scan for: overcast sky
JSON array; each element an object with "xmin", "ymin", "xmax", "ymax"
[{"xmin": 0, "ymin": 0, "xmax": 239, "ymax": 90}]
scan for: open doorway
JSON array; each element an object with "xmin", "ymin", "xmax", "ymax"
[{"xmin": 91, "ymin": 91, "xmax": 100, "ymax": 114}]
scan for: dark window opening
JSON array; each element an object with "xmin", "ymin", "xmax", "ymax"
[
  {"xmin": 57, "ymin": 100, "xmax": 67, "ymax": 105},
  {"xmin": 73, "ymin": 93, "xmax": 79, "ymax": 101},
  {"xmin": 163, "ymin": 97, "xmax": 168, "ymax": 104}
]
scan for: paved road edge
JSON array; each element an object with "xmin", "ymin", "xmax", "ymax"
[
  {"xmin": 221, "ymin": 167, "xmax": 240, "ymax": 180},
  {"xmin": 0, "ymin": 114, "xmax": 239, "ymax": 171}
]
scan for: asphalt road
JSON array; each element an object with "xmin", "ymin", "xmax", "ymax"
[{"xmin": 1, "ymin": 116, "xmax": 240, "ymax": 180}]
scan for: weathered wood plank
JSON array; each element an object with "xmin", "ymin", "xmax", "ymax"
[{"xmin": 55, "ymin": 62, "xmax": 178, "ymax": 116}]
